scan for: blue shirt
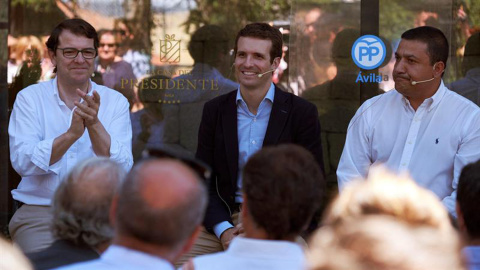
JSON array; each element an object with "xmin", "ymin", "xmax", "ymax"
[
  {"xmin": 213, "ymin": 83, "xmax": 275, "ymax": 238},
  {"xmin": 464, "ymin": 246, "xmax": 480, "ymax": 270}
]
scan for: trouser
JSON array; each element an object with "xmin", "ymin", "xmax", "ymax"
[
  {"xmin": 175, "ymin": 212, "xmax": 241, "ymax": 268},
  {"xmin": 9, "ymin": 205, "xmax": 55, "ymax": 253}
]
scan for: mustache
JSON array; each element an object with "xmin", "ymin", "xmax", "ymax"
[{"xmin": 393, "ymin": 73, "xmax": 410, "ymax": 80}]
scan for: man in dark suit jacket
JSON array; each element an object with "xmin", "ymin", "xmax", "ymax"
[{"xmin": 175, "ymin": 23, "xmax": 324, "ymax": 267}]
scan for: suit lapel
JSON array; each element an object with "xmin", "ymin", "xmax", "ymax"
[
  {"xmin": 264, "ymin": 86, "xmax": 291, "ymax": 146},
  {"xmin": 221, "ymin": 91, "xmax": 239, "ymax": 186}
]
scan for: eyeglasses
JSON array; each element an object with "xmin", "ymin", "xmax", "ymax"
[
  {"xmin": 143, "ymin": 148, "xmax": 211, "ymax": 181},
  {"xmin": 56, "ymin": 47, "xmax": 97, "ymax": 59},
  {"xmin": 99, "ymin": 43, "xmax": 118, "ymax": 48}
]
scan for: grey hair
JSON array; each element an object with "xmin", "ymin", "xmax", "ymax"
[{"xmin": 52, "ymin": 157, "xmax": 126, "ymax": 247}]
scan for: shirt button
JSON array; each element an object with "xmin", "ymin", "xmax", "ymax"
[
  {"xmin": 402, "ymin": 163, "xmax": 406, "ymax": 166},
  {"xmin": 252, "ymin": 140, "xmax": 256, "ymax": 144},
  {"xmin": 253, "ymin": 118, "xmax": 256, "ymax": 122},
  {"xmin": 408, "ymin": 141, "xmax": 412, "ymax": 144}
]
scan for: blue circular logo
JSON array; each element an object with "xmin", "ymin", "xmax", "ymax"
[{"xmin": 351, "ymin": 35, "xmax": 386, "ymax": 70}]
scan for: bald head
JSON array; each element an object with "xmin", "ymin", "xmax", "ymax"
[{"xmin": 116, "ymin": 159, "xmax": 207, "ymax": 249}]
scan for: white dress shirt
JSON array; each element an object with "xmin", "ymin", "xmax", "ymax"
[
  {"xmin": 9, "ymin": 77, "xmax": 133, "ymax": 205},
  {"xmin": 337, "ymin": 81, "xmax": 480, "ymax": 216},
  {"xmin": 190, "ymin": 237, "xmax": 305, "ymax": 270},
  {"xmin": 55, "ymin": 245, "xmax": 174, "ymax": 270}
]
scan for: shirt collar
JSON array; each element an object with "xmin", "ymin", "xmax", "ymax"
[
  {"xmin": 52, "ymin": 77, "xmax": 94, "ymax": 104},
  {"xmin": 227, "ymin": 237, "xmax": 304, "ymax": 258},
  {"xmin": 236, "ymin": 83, "xmax": 275, "ymax": 104},
  {"xmin": 101, "ymin": 245, "xmax": 175, "ymax": 269},
  {"xmin": 401, "ymin": 80, "xmax": 447, "ymax": 112}
]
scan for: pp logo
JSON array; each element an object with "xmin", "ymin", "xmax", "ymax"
[{"xmin": 351, "ymin": 35, "xmax": 386, "ymax": 70}]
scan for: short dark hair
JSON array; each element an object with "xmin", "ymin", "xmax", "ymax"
[
  {"xmin": 242, "ymin": 144, "xmax": 324, "ymax": 240},
  {"xmin": 234, "ymin": 22, "xmax": 283, "ymax": 63},
  {"xmin": 188, "ymin": 25, "xmax": 229, "ymax": 67},
  {"xmin": 457, "ymin": 159, "xmax": 480, "ymax": 239},
  {"xmin": 116, "ymin": 159, "xmax": 207, "ymax": 248},
  {"xmin": 401, "ymin": 26, "xmax": 449, "ymax": 67},
  {"xmin": 46, "ymin": 19, "xmax": 99, "ymax": 52}
]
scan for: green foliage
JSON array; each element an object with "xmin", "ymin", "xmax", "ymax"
[
  {"xmin": 11, "ymin": 0, "xmax": 59, "ymax": 12},
  {"xmin": 183, "ymin": 0, "xmax": 292, "ymax": 40},
  {"xmin": 379, "ymin": 0, "xmax": 415, "ymax": 42}
]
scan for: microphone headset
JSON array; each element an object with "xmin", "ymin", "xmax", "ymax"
[
  {"xmin": 410, "ymin": 62, "xmax": 444, "ymax": 85},
  {"xmin": 257, "ymin": 69, "xmax": 275, "ymax": 78}
]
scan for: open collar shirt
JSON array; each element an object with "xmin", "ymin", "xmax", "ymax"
[
  {"xmin": 191, "ymin": 237, "xmax": 305, "ymax": 270},
  {"xmin": 55, "ymin": 245, "xmax": 174, "ymax": 270},
  {"xmin": 9, "ymin": 77, "xmax": 133, "ymax": 205},
  {"xmin": 337, "ymin": 81, "xmax": 480, "ymax": 216}
]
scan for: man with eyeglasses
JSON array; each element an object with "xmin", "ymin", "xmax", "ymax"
[{"xmin": 8, "ymin": 18, "xmax": 133, "ymax": 253}]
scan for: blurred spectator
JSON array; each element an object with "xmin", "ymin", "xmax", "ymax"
[
  {"xmin": 456, "ymin": 159, "xmax": 480, "ymax": 270},
  {"xmin": 115, "ymin": 20, "xmax": 152, "ymax": 79},
  {"xmin": 26, "ymin": 158, "xmax": 126, "ymax": 270},
  {"xmin": 7, "ymin": 35, "xmax": 44, "ymax": 84},
  {"xmin": 96, "ymin": 29, "xmax": 137, "ymax": 110},
  {"xmin": 325, "ymin": 166, "xmax": 455, "ymax": 235},
  {"xmin": 301, "ymin": 29, "xmax": 384, "ymax": 196},
  {"xmin": 162, "ymin": 25, "xmax": 238, "ymax": 157},
  {"xmin": 56, "ymin": 158, "xmax": 208, "ymax": 270},
  {"xmin": 185, "ymin": 144, "xmax": 323, "ymax": 270},
  {"xmin": 307, "ymin": 216, "xmax": 466, "ymax": 270},
  {"xmin": 0, "ymin": 237, "xmax": 33, "ymax": 270},
  {"xmin": 449, "ymin": 32, "xmax": 480, "ymax": 106},
  {"xmin": 131, "ymin": 75, "xmax": 169, "ymax": 162}
]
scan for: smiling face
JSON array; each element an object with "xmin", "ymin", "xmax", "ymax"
[
  {"xmin": 234, "ymin": 37, "xmax": 279, "ymax": 91},
  {"xmin": 49, "ymin": 29, "xmax": 95, "ymax": 86},
  {"xmin": 393, "ymin": 39, "xmax": 442, "ymax": 103}
]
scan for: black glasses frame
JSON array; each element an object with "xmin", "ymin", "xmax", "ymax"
[{"xmin": 56, "ymin": 47, "xmax": 97, "ymax": 59}]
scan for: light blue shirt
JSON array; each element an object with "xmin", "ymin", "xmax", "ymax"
[
  {"xmin": 55, "ymin": 245, "xmax": 174, "ymax": 270},
  {"xmin": 464, "ymin": 246, "xmax": 480, "ymax": 270},
  {"xmin": 213, "ymin": 83, "xmax": 275, "ymax": 238}
]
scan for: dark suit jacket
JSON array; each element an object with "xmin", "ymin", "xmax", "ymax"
[
  {"xmin": 26, "ymin": 239, "xmax": 99, "ymax": 270},
  {"xmin": 196, "ymin": 85, "xmax": 325, "ymax": 230}
]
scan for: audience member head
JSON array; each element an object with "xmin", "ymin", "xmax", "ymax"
[
  {"xmin": 97, "ymin": 29, "xmax": 120, "ymax": 64},
  {"xmin": 14, "ymin": 35, "xmax": 44, "ymax": 65},
  {"xmin": 242, "ymin": 144, "xmax": 324, "ymax": 240},
  {"xmin": 401, "ymin": 26, "xmax": 448, "ymax": 68},
  {"xmin": 324, "ymin": 166, "xmax": 453, "ymax": 235},
  {"xmin": 234, "ymin": 22, "xmax": 283, "ymax": 64},
  {"xmin": 188, "ymin": 25, "xmax": 230, "ymax": 68},
  {"xmin": 114, "ymin": 158, "xmax": 208, "ymax": 262},
  {"xmin": 0, "ymin": 237, "xmax": 33, "ymax": 270},
  {"xmin": 52, "ymin": 157, "xmax": 126, "ymax": 251},
  {"xmin": 456, "ymin": 159, "xmax": 480, "ymax": 242},
  {"xmin": 307, "ymin": 216, "xmax": 466, "ymax": 270},
  {"xmin": 46, "ymin": 19, "xmax": 99, "ymax": 74},
  {"xmin": 462, "ymin": 32, "xmax": 480, "ymax": 75}
]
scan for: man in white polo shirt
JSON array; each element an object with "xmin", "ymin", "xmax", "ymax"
[{"xmin": 8, "ymin": 18, "xmax": 133, "ymax": 253}]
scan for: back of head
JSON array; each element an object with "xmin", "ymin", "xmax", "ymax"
[
  {"xmin": 188, "ymin": 25, "xmax": 229, "ymax": 67},
  {"xmin": 242, "ymin": 144, "xmax": 324, "ymax": 240},
  {"xmin": 457, "ymin": 159, "xmax": 480, "ymax": 240},
  {"xmin": 307, "ymin": 216, "xmax": 466, "ymax": 270},
  {"xmin": 324, "ymin": 166, "xmax": 453, "ymax": 234},
  {"xmin": 115, "ymin": 159, "xmax": 207, "ymax": 250},
  {"xmin": 52, "ymin": 157, "xmax": 126, "ymax": 247},
  {"xmin": 331, "ymin": 28, "xmax": 360, "ymax": 69},
  {"xmin": 234, "ymin": 22, "xmax": 283, "ymax": 63},
  {"xmin": 462, "ymin": 32, "xmax": 480, "ymax": 73},
  {"xmin": 401, "ymin": 26, "xmax": 448, "ymax": 67},
  {"xmin": 46, "ymin": 18, "xmax": 99, "ymax": 53}
]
